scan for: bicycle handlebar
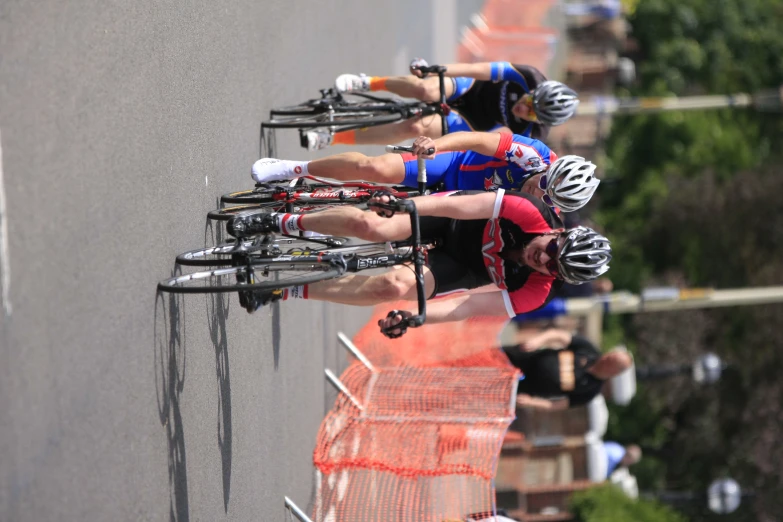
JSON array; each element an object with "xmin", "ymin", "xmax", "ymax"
[
  {"xmin": 385, "ymin": 145, "xmax": 435, "ymax": 155},
  {"xmin": 367, "ymin": 198, "xmax": 415, "ymax": 214},
  {"xmin": 410, "ymin": 64, "xmax": 447, "ymax": 76},
  {"xmin": 370, "ymin": 199, "xmax": 426, "ymax": 337}
]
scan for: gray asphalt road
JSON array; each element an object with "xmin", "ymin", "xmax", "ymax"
[{"xmin": 0, "ymin": 1, "xmax": 466, "ymax": 520}]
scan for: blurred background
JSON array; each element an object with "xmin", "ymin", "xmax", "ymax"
[{"xmin": 460, "ymin": 0, "xmax": 783, "ymax": 521}]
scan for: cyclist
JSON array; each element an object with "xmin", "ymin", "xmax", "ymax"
[
  {"xmin": 301, "ymin": 59, "xmax": 579, "ymax": 151},
  {"xmin": 226, "ymin": 187, "xmax": 611, "ymax": 338},
  {"xmin": 252, "ymin": 132, "xmax": 600, "ymax": 213}
]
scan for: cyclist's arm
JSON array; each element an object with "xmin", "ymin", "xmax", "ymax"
[
  {"xmin": 440, "ymin": 62, "xmax": 493, "ymax": 80},
  {"xmin": 412, "ymin": 191, "xmax": 497, "ymax": 220},
  {"xmin": 418, "ymin": 292, "xmax": 509, "ymax": 324},
  {"xmin": 439, "ymin": 62, "xmax": 540, "ymax": 84},
  {"xmin": 430, "ymin": 131, "xmax": 503, "ymax": 156}
]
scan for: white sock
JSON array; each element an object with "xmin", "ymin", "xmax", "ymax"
[
  {"xmin": 273, "ymin": 213, "xmax": 306, "ymax": 234},
  {"xmin": 252, "ymin": 159, "xmax": 309, "ymax": 183}
]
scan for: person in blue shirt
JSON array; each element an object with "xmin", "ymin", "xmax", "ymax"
[
  {"xmin": 604, "ymin": 441, "xmax": 642, "ymax": 477},
  {"xmin": 301, "ymin": 60, "xmax": 579, "ymax": 150}
]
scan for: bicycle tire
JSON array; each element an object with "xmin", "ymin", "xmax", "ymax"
[
  {"xmin": 261, "ymin": 109, "xmax": 403, "ymax": 129},
  {"xmin": 269, "ymin": 97, "xmax": 399, "ymax": 117},
  {"xmin": 175, "ymin": 235, "xmax": 353, "ymax": 267},
  {"xmin": 269, "ymin": 99, "xmax": 341, "ymax": 117},
  {"xmin": 157, "ymin": 263, "xmax": 343, "ymax": 295}
]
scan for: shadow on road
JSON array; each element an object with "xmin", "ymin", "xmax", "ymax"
[
  {"xmin": 154, "ymin": 272, "xmax": 189, "ymax": 522},
  {"xmin": 205, "ymin": 218, "xmax": 233, "ymax": 513}
]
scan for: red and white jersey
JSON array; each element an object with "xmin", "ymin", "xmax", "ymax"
[{"xmin": 481, "ymin": 189, "xmax": 562, "ymax": 316}]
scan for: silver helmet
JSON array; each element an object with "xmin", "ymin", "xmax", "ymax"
[
  {"xmin": 545, "ymin": 155, "xmax": 600, "ymax": 212},
  {"xmin": 557, "ymin": 226, "xmax": 611, "ymax": 285},
  {"xmin": 532, "ymin": 81, "xmax": 579, "ymax": 126}
]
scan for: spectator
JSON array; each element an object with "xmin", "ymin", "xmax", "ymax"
[
  {"xmin": 604, "ymin": 441, "xmax": 642, "ymax": 477},
  {"xmin": 502, "ymin": 328, "xmax": 632, "ymax": 410},
  {"xmin": 562, "ymin": 0, "xmax": 623, "ymax": 20}
]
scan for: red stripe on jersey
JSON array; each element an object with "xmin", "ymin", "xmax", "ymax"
[
  {"xmin": 494, "ymin": 133, "xmax": 514, "ymax": 158},
  {"xmin": 459, "ymin": 160, "xmax": 509, "ymax": 171}
]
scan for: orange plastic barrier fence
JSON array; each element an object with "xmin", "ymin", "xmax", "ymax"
[
  {"xmin": 352, "ymin": 300, "xmax": 512, "ymax": 369},
  {"xmin": 310, "ymin": 302, "xmax": 519, "ymax": 521},
  {"xmin": 312, "ymin": 362, "xmax": 519, "ymax": 521},
  {"xmin": 481, "ymin": 0, "xmax": 556, "ymax": 29},
  {"xmin": 456, "ymin": 0, "xmax": 560, "ymax": 72}
]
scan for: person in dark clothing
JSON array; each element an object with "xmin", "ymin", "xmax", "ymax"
[{"xmin": 502, "ymin": 328, "xmax": 632, "ymax": 410}]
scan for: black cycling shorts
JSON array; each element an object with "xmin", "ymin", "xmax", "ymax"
[{"xmin": 419, "ymin": 215, "xmax": 492, "ymax": 298}]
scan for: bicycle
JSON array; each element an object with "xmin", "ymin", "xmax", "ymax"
[
  {"xmin": 209, "ymin": 144, "xmax": 435, "ymax": 222},
  {"xmin": 260, "ymin": 64, "xmax": 450, "ymax": 155},
  {"xmin": 158, "ymin": 197, "xmax": 430, "ymax": 335}
]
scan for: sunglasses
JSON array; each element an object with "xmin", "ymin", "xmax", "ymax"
[
  {"xmin": 538, "ymin": 173, "xmax": 554, "ymax": 207},
  {"xmin": 544, "ymin": 236, "xmax": 560, "ymax": 277},
  {"xmin": 524, "ymin": 95, "xmax": 538, "ymax": 122}
]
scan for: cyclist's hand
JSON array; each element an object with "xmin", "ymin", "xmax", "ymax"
[
  {"xmin": 378, "ymin": 309, "xmax": 413, "ymax": 339},
  {"xmin": 370, "ymin": 193, "xmax": 396, "ymax": 218},
  {"xmin": 410, "ymin": 58, "xmax": 429, "ymax": 78},
  {"xmin": 412, "ymin": 136, "xmax": 437, "ymax": 159}
]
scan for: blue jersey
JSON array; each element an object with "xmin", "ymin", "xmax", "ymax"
[{"xmin": 401, "ymin": 133, "xmax": 557, "ymax": 191}]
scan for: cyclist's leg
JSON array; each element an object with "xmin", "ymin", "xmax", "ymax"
[
  {"xmin": 252, "ymin": 152, "xmax": 405, "ymax": 184},
  {"xmin": 305, "ymin": 151, "xmax": 407, "ymax": 184},
  {"xmin": 330, "ymin": 77, "xmax": 471, "ymax": 147},
  {"xmin": 333, "ymin": 113, "xmax": 446, "ymax": 146},
  {"xmin": 305, "ymin": 265, "xmax": 436, "ymax": 306},
  {"xmin": 305, "ymin": 248, "xmax": 488, "ymax": 309},
  {"xmin": 300, "ymin": 215, "xmax": 449, "ymax": 305},
  {"xmin": 298, "ymin": 204, "xmax": 413, "ymax": 240},
  {"xmin": 379, "ymin": 75, "xmax": 455, "ymax": 102}
]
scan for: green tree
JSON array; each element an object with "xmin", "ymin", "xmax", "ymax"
[
  {"xmin": 593, "ymin": 1, "xmax": 783, "ymax": 520},
  {"xmin": 570, "ymin": 485, "xmax": 689, "ymax": 522}
]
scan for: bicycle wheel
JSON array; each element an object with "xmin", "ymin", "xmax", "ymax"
[
  {"xmin": 269, "ymin": 99, "xmax": 338, "ymax": 117},
  {"xmin": 269, "ymin": 96, "xmax": 396, "ymax": 117},
  {"xmin": 158, "ymin": 259, "xmax": 344, "ymax": 294},
  {"xmin": 262, "ymin": 109, "xmax": 403, "ymax": 129},
  {"xmin": 175, "ymin": 235, "xmax": 353, "ymax": 267}
]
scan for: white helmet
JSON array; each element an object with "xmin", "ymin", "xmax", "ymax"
[
  {"xmin": 557, "ymin": 226, "xmax": 612, "ymax": 285},
  {"xmin": 545, "ymin": 155, "xmax": 600, "ymax": 212},
  {"xmin": 532, "ymin": 81, "xmax": 579, "ymax": 126}
]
